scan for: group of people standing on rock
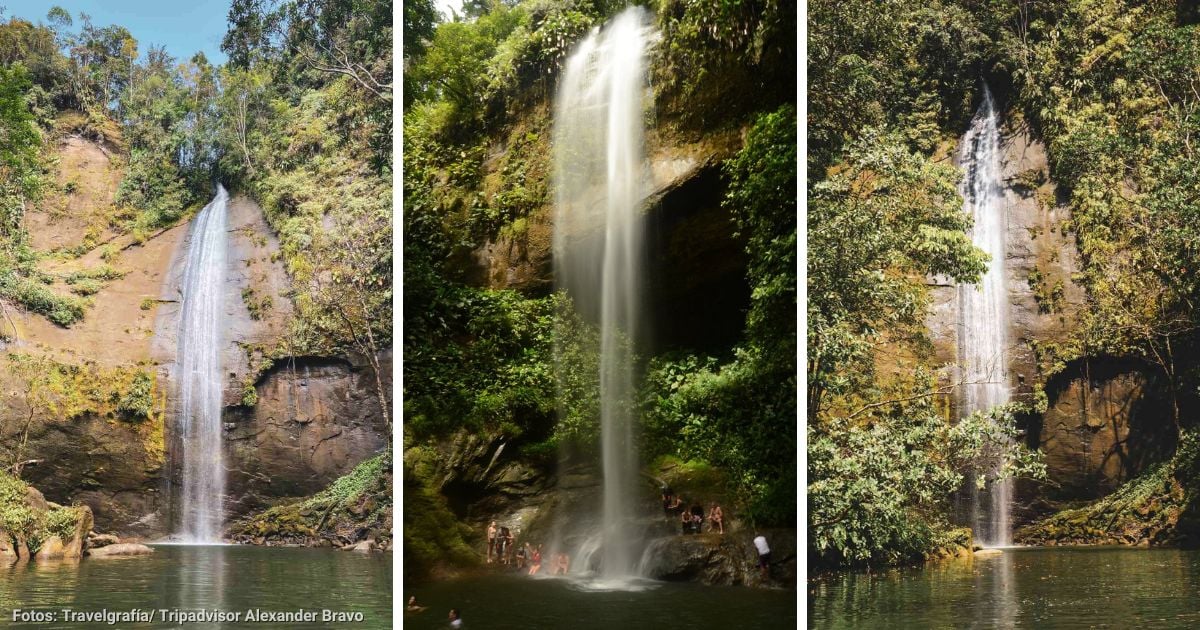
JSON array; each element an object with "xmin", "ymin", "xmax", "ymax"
[
  {"xmin": 661, "ymin": 485, "xmax": 724, "ymax": 535},
  {"xmin": 486, "ymin": 521, "xmax": 515, "ymax": 565},
  {"xmin": 486, "ymin": 521, "xmax": 570, "ymax": 576}
]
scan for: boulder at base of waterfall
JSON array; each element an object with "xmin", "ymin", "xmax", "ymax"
[
  {"xmin": 0, "ymin": 529, "xmax": 16, "ymax": 561},
  {"xmin": 343, "ymin": 539, "xmax": 377, "ymax": 552},
  {"xmin": 34, "ymin": 536, "xmax": 65, "ymax": 561},
  {"xmin": 88, "ymin": 543, "xmax": 154, "ymax": 557},
  {"xmin": 87, "ymin": 533, "xmax": 120, "ymax": 548}
]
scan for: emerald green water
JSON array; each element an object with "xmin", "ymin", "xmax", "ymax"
[
  {"xmin": 0, "ymin": 545, "xmax": 391, "ymax": 629},
  {"xmin": 403, "ymin": 574, "xmax": 797, "ymax": 629},
  {"xmin": 810, "ymin": 547, "xmax": 1200, "ymax": 628}
]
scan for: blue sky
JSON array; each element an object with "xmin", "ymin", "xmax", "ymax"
[
  {"xmin": 436, "ymin": 0, "xmax": 462, "ymax": 20},
  {"xmin": 1, "ymin": 0, "xmax": 231, "ymax": 64}
]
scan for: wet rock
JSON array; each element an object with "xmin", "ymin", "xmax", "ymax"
[
  {"xmin": 88, "ymin": 533, "xmax": 120, "ymax": 548},
  {"xmin": 343, "ymin": 539, "xmax": 377, "ymax": 553},
  {"xmin": 34, "ymin": 536, "xmax": 65, "ymax": 561},
  {"xmin": 25, "ymin": 486, "xmax": 49, "ymax": 512},
  {"xmin": 88, "ymin": 543, "xmax": 154, "ymax": 557},
  {"xmin": 640, "ymin": 535, "xmax": 748, "ymax": 584},
  {"xmin": 1030, "ymin": 359, "xmax": 1175, "ymax": 509},
  {"xmin": 0, "ymin": 529, "xmax": 16, "ymax": 562},
  {"xmin": 220, "ymin": 353, "xmax": 390, "ymax": 520},
  {"xmin": 637, "ymin": 529, "xmax": 797, "ymax": 587},
  {"xmin": 62, "ymin": 505, "xmax": 93, "ymax": 559}
]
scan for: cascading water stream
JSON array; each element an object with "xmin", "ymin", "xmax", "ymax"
[
  {"xmin": 553, "ymin": 7, "xmax": 651, "ymax": 581},
  {"xmin": 174, "ymin": 184, "xmax": 229, "ymax": 543},
  {"xmin": 958, "ymin": 85, "xmax": 1013, "ymax": 548}
]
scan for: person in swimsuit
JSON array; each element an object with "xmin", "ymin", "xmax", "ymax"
[
  {"xmin": 406, "ymin": 596, "xmax": 426, "ymax": 612},
  {"xmin": 528, "ymin": 544, "xmax": 543, "ymax": 575},
  {"xmin": 486, "ymin": 521, "xmax": 497, "ymax": 563}
]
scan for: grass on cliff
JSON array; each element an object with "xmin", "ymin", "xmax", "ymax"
[{"xmin": 1017, "ymin": 433, "xmax": 1200, "ymax": 546}]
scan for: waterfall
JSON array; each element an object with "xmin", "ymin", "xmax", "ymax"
[
  {"xmin": 553, "ymin": 6, "xmax": 651, "ymax": 580},
  {"xmin": 175, "ymin": 184, "xmax": 229, "ymax": 543},
  {"xmin": 958, "ymin": 86, "xmax": 1013, "ymax": 547}
]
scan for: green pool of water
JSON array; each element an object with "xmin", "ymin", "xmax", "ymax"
[
  {"xmin": 403, "ymin": 573, "xmax": 797, "ymax": 629},
  {"xmin": 1, "ymin": 545, "xmax": 391, "ymax": 629},
  {"xmin": 810, "ymin": 546, "xmax": 1200, "ymax": 629}
]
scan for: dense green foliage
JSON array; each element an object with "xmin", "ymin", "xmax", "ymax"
[
  {"xmin": 214, "ymin": 0, "xmax": 393, "ymax": 423},
  {"xmin": 402, "ymin": 0, "xmax": 628, "ymax": 450},
  {"xmin": 642, "ymin": 105, "xmax": 797, "ymax": 525},
  {"xmin": 402, "ymin": 1, "xmax": 798, "ymax": 577},
  {"xmin": 998, "ymin": 0, "xmax": 1200, "ymax": 434},
  {"xmin": 807, "ymin": 0, "xmax": 1052, "ymax": 567},
  {"xmin": 0, "ymin": 470, "xmax": 85, "ymax": 554},
  {"xmin": 402, "ymin": 445, "xmax": 478, "ymax": 580}
]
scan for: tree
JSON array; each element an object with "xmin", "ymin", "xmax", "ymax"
[
  {"xmin": 304, "ymin": 206, "xmax": 393, "ymax": 428},
  {"xmin": 0, "ymin": 65, "xmax": 42, "ymax": 240}
]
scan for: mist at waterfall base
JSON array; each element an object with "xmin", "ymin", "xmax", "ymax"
[
  {"xmin": 552, "ymin": 6, "xmax": 653, "ymax": 586},
  {"xmin": 171, "ymin": 184, "xmax": 229, "ymax": 544},
  {"xmin": 958, "ymin": 86, "xmax": 1014, "ymax": 548}
]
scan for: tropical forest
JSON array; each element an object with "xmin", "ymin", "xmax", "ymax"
[
  {"xmin": 809, "ymin": 0, "xmax": 1200, "ymax": 626},
  {"xmin": 1, "ymin": 0, "xmax": 392, "ymax": 623},
  {"xmin": 402, "ymin": 0, "xmax": 796, "ymax": 626}
]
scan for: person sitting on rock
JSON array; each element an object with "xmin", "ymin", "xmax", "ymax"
[
  {"xmin": 516, "ymin": 542, "xmax": 528, "ymax": 569},
  {"xmin": 690, "ymin": 505, "xmax": 705, "ymax": 533},
  {"xmin": 708, "ymin": 503, "xmax": 724, "ymax": 534}
]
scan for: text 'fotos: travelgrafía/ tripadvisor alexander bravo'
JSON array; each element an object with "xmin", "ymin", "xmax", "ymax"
[{"xmin": 10, "ymin": 608, "xmax": 367, "ymax": 625}]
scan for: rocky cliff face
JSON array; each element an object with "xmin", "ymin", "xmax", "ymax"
[
  {"xmin": 152, "ymin": 194, "xmax": 390, "ymax": 532},
  {"xmin": 926, "ymin": 108, "xmax": 1175, "ymax": 522},
  {"xmin": 1021, "ymin": 359, "xmax": 1176, "ymax": 514},
  {"xmin": 927, "ymin": 115, "xmax": 1085, "ymax": 403},
  {"xmin": 464, "ymin": 106, "xmax": 751, "ymax": 354},
  {"xmin": 222, "ymin": 355, "xmax": 390, "ymax": 518},
  {"xmin": 0, "ymin": 136, "xmax": 388, "ymax": 537}
]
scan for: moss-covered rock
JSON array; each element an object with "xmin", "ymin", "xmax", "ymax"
[
  {"xmin": 0, "ymin": 471, "xmax": 92, "ymax": 562},
  {"xmin": 227, "ymin": 449, "xmax": 392, "ymax": 550},
  {"xmin": 1016, "ymin": 460, "xmax": 1184, "ymax": 546},
  {"xmin": 402, "ymin": 445, "xmax": 481, "ymax": 581}
]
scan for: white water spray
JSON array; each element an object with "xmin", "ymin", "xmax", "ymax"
[
  {"xmin": 958, "ymin": 86, "xmax": 1013, "ymax": 547},
  {"xmin": 175, "ymin": 184, "xmax": 229, "ymax": 543},
  {"xmin": 553, "ymin": 7, "xmax": 652, "ymax": 580}
]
